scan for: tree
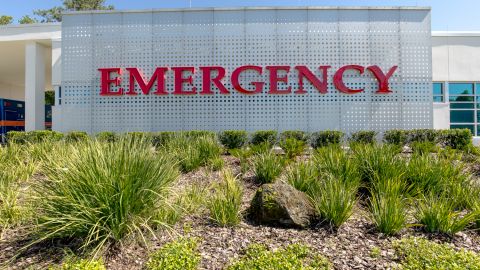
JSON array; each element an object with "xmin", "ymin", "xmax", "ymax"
[
  {"xmin": 34, "ymin": 0, "xmax": 114, "ymax": 22},
  {"xmin": 0, "ymin": 15, "xmax": 13, "ymax": 25},
  {"xmin": 19, "ymin": 15, "xmax": 38, "ymax": 24}
]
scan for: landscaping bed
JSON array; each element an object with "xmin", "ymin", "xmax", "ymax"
[{"xmin": 1, "ymin": 129, "xmax": 480, "ymax": 269}]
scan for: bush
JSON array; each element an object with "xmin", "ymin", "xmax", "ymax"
[
  {"xmin": 310, "ymin": 130, "xmax": 344, "ymax": 148},
  {"xmin": 279, "ymin": 138, "xmax": 306, "ymax": 159},
  {"xmin": 152, "ymin": 131, "xmax": 176, "ymax": 147},
  {"xmin": 415, "ymin": 194, "xmax": 477, "ymax": 235},
  {"xmin": 280, "ymin": 130, "xmax": 309, "ymax": 143},
  {"xmin": 250, "ymin": 130, "xmax": 278, "ymax": 146},
  {"xmin": 286, "ymin": 161, "xmax": 319, "ymax": 196},
  {"xmin": 218, "ymin": 130, "xmax": 248, "ymax": 150},
  {"xmin": 29, "ymin": 138, "xmax": 179, "ymax": 253},
  {"xmin": 252, "ymin": 151, "xmax": 285, "ymax": 184},
  {"xmin": 349, "ymin": 130, "xmax": 377, "ymax": 144},
  {"xmin": 147, "ymin": 238, "xmax": 201, "ymax": 270},
  {"xmin": 440, "ymin": 128, "xmax": 472, "ymax": 150},
  {"xmin": 96, "ymin": 131, "xmax": 117, "ymax": 142},
  {"xmin": 7, "ymin": 130, "xmax": 63, "ymax": 144},
  {"xmin": 207, "ymin": 169, "xmax": 243, "ymax": 226},
  {"xmin": 65, "ymin": 131, "xmax": 89, "ymax": 142},
  {"xmin": 393, "ymin": 237, "xmax": 480, "ymax": 270},
  {"xmin": 369, "ymin": 177, "xmax": 407, "ymax": 235},
  {"xmin": 226, "ymin": 243, "xmax": 331, "ymax": 270},
  {"xmin": 182, "ymin": 130, "xmax": 216, "ymax": 139},
  {"xmin": 407, "ymin": 129, "xmax": 439, "ymax": 143},
  {"xmin": 383, "ymin": 129, "xmax": 408, "ymax": 146},
  {"xmin": 311, "ymin": 176, "xmax": 358, "ymax": 228},
  {"xmin": 57, "ymin": 259, "xmax": 106, "ymax": 270}
]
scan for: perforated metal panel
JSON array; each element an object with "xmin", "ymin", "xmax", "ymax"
[{"xmin": 56, "ymin": 7, "xmax": 432, "ymax": 133}]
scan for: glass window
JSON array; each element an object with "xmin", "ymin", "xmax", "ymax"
[
  {"xmin": 449, "ymin": 95, "xmax": 474, "ymax": 102},
  {"xmin": 449, "ymin": 83, "xmax": 474, "ymax": 95},
  {"xmin": 450, "ymin": 110, "xmax": 475, "ymax": 123},
  {"xmin": 433, "ymin": 96, "xmax": 443, "ymax": 102},
  {"xmin": 450, "ymin": 103, "xmax": 474, "ymax": 109},
  {"xmin": 433, "ymin": 82, "xmax": 444, "ymax": 102}
]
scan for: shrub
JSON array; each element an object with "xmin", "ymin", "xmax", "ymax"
[
  {"xmin": 407, "ymin": 129, "xmax": 439, "ymax": 143},
  {"xmin": 383, "ymin": 129, "xmax": 408, "ymax": 146},
  {"xmin": 415, "ymin": 194, "xmax": 477, "ymax": 235},
  {"xmin": 226, "ymin": 243, "xmax": 331, "ymax": 270},
  {"xmin": 65, "ymin": 131, "xmax": 89, "ymax": 142},
  {"xmin": 229, "ymin": 148, "xmax": 253, "ymax": 174},
  {"xmin": 286, "ymin": 161, "xmax": 319, "ymax": 196},
  {"xmin": 57, "ymin": 259, "xmax": 106, "ymax": 270},
  {"xmin": 207, "ymin": 169, "xmax": 243, "ymax": 226},
  {"xmin": 250, "ymin": 130, "xmax": 278, "ymax": 146},
  {"xmin": 29, "ymin": 138, "xmax": 179, "ymax": 254},
  {"xmin": 183, "ymin": 130, "xmax": 216, "ymax": 139},
  {"xmin": 252, "ymin": 151, "xmax": 285, "ymax": 184},
  {"xmin": 279, "ymin": 138, "xmax": 306, "ymax": 159},
  {"xmin": 311, "ymin": 176, "xmax": 358, "ymax": 228},
  {"xmin": 96, "ymin": 131, "xmax": 117, "ymax": 143},
  {"xmin": 310, "ymin": 130, "xmax": 344, "ymax": 148},
  {"xmin": 8, "ymin": 130, "xmax": 63, "ymax": 144},
  {"xmin": 369, "ymin": 177, "xmax": 407, "ymax": 235},
  {"xmin": 147, "ymin": 238, "xmax": 201, "ymax": 270},
  {"xmin": 280, "ymin": 130, "xmax": 309, "ymax": 143},
  {"xmin": 218, "ymin": 130, "xmax": 248, "ymax": 150},
  {"xmin": 152, "ymin": 131, "xmax": 176, "ymax": 147},
  {"xmin": 6, "ymin": 131, "xmax": 28, "ymax": 144},
  {"xmin": 393, "ymin": 237, "xmax": 480, "ymax": 270},
  {"xmin": 440, "ymin": 128, "xmax": 472, "ymax": 150},
  {"xmin": 349, "ymin": 130, "xmax": 377, "ymax": 144}
]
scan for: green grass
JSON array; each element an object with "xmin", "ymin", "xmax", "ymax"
[
  {"xmin": 207, "ymin": 169, "xmax": 243, "ymax": 227},
  {"xmin": 313, "ymin": 145, "xmax": 360, "ymax": 185},
  {"xmin": 28, "ymin": 138, "xmax": 180, "ymax": 255},
  {"xmin": 286, "ymin": 161, "xmax": 319, "ymax": 197},
  {"xmin": 147, "ymin": 237, "xmax": 201, "ymax": 270},
  {"xmin": 226, "ymin": 243, "xmax": 331, "ymax": 270},
  {"xmin": 393, "ymin": 237, "xmax": 480, "ymax": 270},
  {"xmin": 252, "ymin": 151, "xmax": 285, "ymax": 184}
]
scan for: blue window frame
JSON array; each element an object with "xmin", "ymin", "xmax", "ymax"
[{"xmin": 449, "ymin": 83, "xmax": 478, "ymax": 135}]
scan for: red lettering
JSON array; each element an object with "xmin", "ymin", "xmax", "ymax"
[
  {"xmin": 172, "ymin": 67, "xmax": 197, "ymax": 95},
  {"xmin": 231, "ymin": 65, "xmax": 264, "ymax": 94},
  {"xmin": 295, "ymin": 66, "xmax": 330, "ymax": 94},
  {"xmin": 334, "ymin": 65, "xmax": 365, "ymax": 94},
  {"xmin": 125, "ymin": 67, "xmax": 168, "ymax": 95},
  {"xmin": 200, "ymin": 66, "xmax": 229, "ymax": 94},
  {"xmin": 99, "ymin": 68, "xmax": 123, "ymax": 96},
  {"xmin": 266, "ymin": 66, "xmax": 292, "ymax": 94},
  {"xmin": 367, "ymin": 65, "xmax": 398, "ymax": 94}
]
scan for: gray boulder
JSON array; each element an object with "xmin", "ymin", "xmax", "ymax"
[{"xmin": 248, "ymin": 181, "xmax": 315, "ymax": 228}]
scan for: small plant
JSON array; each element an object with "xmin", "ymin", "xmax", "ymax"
[
  {"xmin": 197, "ymin": 135, "xmax": 222, "ymax": 167},
  {"xmin": 65, "ymin": 131, "xmax": 89, "ymax": 142},
  {"xmin": 311, "ymin": 176, "xmax": 358, "ymax": 228},
  {"xmin": 96, "ymin": 131, "xmax": 117, "ymax": 142},
  {"xmin": 370, "ymin": 246, "xmax": 381, "ymax": 259},
  {"xmin": 440, "ymin": 128, "xmax": 472, "ymax": 150},
  {"xmin": 250, "ymin": 142, "xmax": 272, "ymax": 155},
  {"xmin": 310, "ymin": 130, "xmax": 344, "ymax": 148},
  {"xmin": 280, "ymin": 130, "xmax": 309, "ymax": 143},
  {"xmin": 252, "ymin": 151, "xmax": 285, "ymax": 184},
  {"xmin": 286, "ymin": 161, "xmax": 319, "ymax": 196},
  {"xmin": 219, "ymin": 130, "xmax": 248, "ymax": 150},
  {"xmin": 57, "ymin": 258, "xmax": 106, "ymax": 270},
  {"xmin": 349, "ymin": 130, "xmax": 377, "ymax": 144},
  {"xmin": 207, "ymin": 169, "xmax": 243, "ymax": 226},
  {"xmin": 226, "ymin": 243, "xmax": 331, "ymax": 270},
  {"xmin": 147, "ymin": 237, "xmax": 201, "ymax": 270},
  {"xmin": 230, "ymin": 148, "xmax": 253, "ymax": 174},
  {"xmin": 250, "ymin": 130, "xmax": 278, "ymax": 146},
  {"xmin": 415, "ymin": 194, "xmax": 478, "ymax": 235},
  {"xmin": 393, "ymin": 237, "xmax": 480, "ymax": 270},
  {"xmin": 209, "ymin": 156, "xmax": 224, "ymax": 171},
  {"xmin": 168, "ymin": 136, "xmax": 202, "ymax": 173},
  {"xmin": 279, "ymin": 138, "xmax": 306, "ymax": 159},
  {"xmin": 383, "ymin": 129, "xmax": 408, "ymax": 146}
]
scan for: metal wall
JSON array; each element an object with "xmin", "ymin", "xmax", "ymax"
[{"xmin": 56, "ymin": 7, "xmax": 432, "ymax": 133}]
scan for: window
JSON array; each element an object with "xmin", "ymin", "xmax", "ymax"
[
  {"xmin": 433, "ymin": 82, "xmax": 444, "ymax": 102},
  {"xmin": 449, "ymin": 83, "xmax": 477, "ymax": 135}
]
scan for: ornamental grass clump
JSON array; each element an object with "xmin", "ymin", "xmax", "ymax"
[
  {"xmin": 279, "ymin": 138, "xmax": 306, "ymax": 159},
  {"xmin": 313, "ymin": 145, "xmax": 360, "ymax": 185},
  {"xmin": 252, "ymin": 151, "xmax": 285, "ymax": 184},
  {"xmin": 286, "ymin": 161, "xmax": 319, "ymax": 197},
  {"xmin": 207, "ymin": 169, "xmax": 243, "ymax": 226},
  {"xmin": 28, "ymin": 138, "xmax": 179, "ymax": 254}
]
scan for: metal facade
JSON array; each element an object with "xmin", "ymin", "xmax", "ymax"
[{"xmin": 56, "ymin": 7, "xmax": 432, "ymax": 133}]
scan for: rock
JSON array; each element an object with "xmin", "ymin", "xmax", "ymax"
[{"xmin": 248, "ymin": 181, "xmax": 315, "ymax": 228}]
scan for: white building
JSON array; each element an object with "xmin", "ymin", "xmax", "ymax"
[{"xmin": 0, "ymin": 7, "xmax": 477, "ymax": 139}]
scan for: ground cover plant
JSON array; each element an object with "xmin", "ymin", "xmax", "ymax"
[{"xmin": 2, "ymin": 128, "xmax": 480, "ymax": 269}]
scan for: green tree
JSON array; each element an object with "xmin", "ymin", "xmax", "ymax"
[
  {"xmin": 0, "ymin": 15, "xmax": 13, "ymax": 25},
  {"xmin": 34, "ymin": 0, "xmax": 114, "ymax": 22},
  {"xmin": 19, "ymin": 15, "xmax": 38, "ymax": 24}
]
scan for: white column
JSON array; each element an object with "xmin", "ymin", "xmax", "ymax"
[{"xmin": 25, "ymin": 41, "xmax": 46, "ymax": 131}]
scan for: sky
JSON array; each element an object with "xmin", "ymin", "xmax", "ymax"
[{"xmin": 0, "ymin": 0, "xmax": 476, "ymax": 31}]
